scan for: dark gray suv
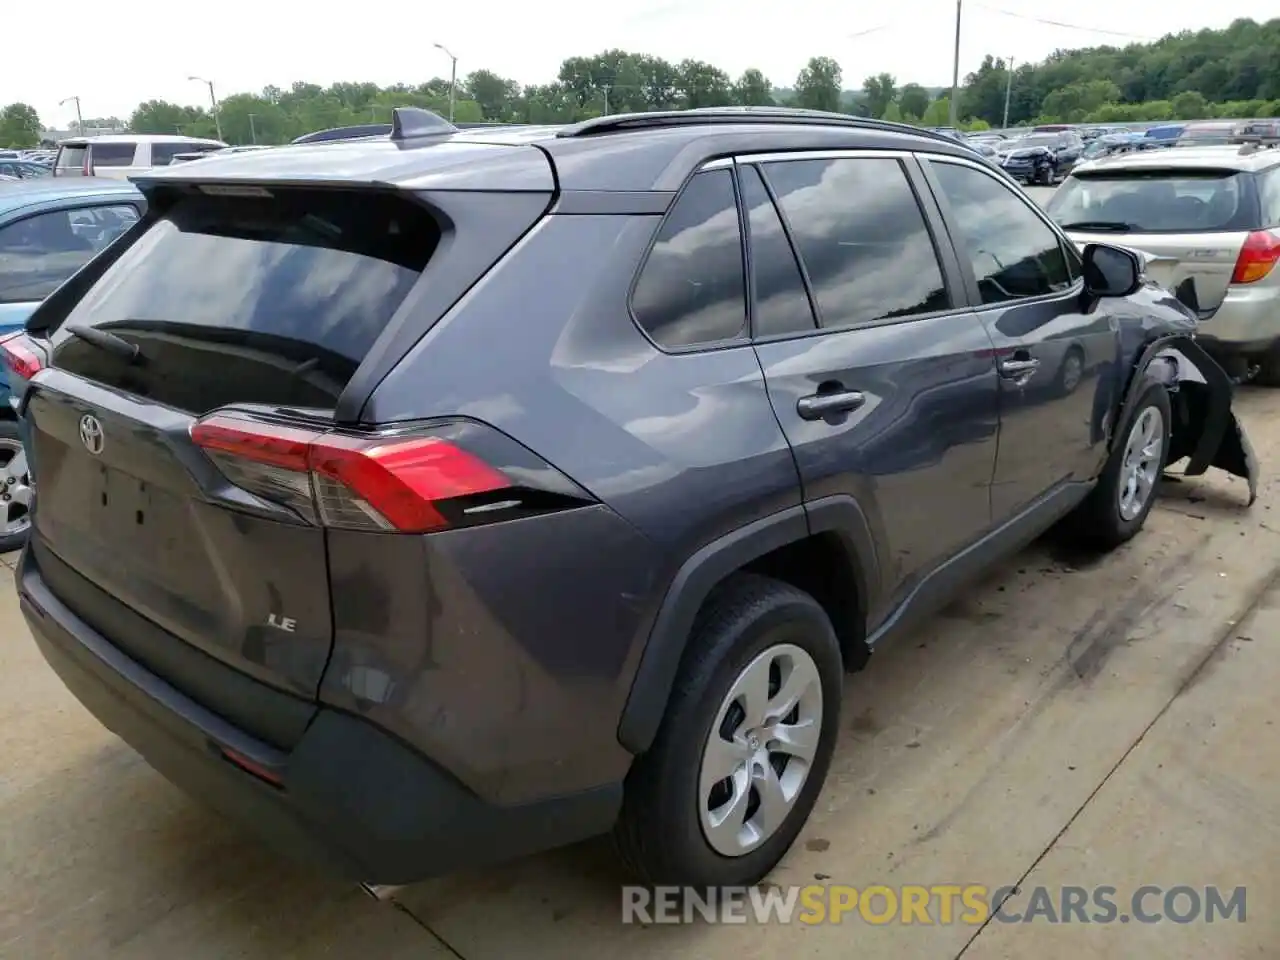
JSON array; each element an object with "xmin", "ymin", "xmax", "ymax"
[{"xmin": 7, "ymin": 107, "xmax": 1257, "ymax": 889}]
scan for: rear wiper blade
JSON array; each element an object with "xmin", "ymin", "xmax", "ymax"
[
  {"xmin": 1058, "ymin": 220, "xmax": 1138, "ymax": 232},
  {"xmin": 65, "ymin": 324, "xmax": 141, "ymax": 364}
]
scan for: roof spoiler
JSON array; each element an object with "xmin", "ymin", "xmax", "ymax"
[{"xmin": 291, "ymin": 107, "xmax": 459, "ymax": 145}]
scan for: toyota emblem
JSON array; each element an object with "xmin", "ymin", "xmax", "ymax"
[{"xmin": 79, "ymin": 414, "xmax": 105, "ymax": 456}]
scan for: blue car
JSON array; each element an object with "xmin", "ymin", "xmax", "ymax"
[{"xmin": 0, "ymin": 178, "xmax": 146, "ymax": 550}]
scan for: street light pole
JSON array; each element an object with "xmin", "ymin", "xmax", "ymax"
[
  {"xmin": 948, "ymin": 0, "xmax": 963, "ymax": 127},
  {"xmin": 188, "ymin": 76, "xmax": 223, "ymax": 142},
  {"xmin": 248, "ymin": 113, "xmax": 258, "ymax": 144},
  {"xmin": 59, "ymin": 96, "xmax": 84, "ymax": 136},
  {"xmin": 1002, "ymin": 57, "xmax": 1016, "ymax": 129},
  {"xmin": 434, "ymin": 43, "xmax": 458, "ymax": 122}
]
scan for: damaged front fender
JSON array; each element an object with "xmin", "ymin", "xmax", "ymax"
[{"xmin": 1115, "ymin": 335, "xmax": 1258, "ymax": 506}]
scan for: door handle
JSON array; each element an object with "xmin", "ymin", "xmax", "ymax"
[
  {"xmin": 797, "ymin": 389, "xmax": 866, "ymax": 421},
  {"xmin": 998, "ymin": 357, "xmax": 1041, "ymax": 380}
]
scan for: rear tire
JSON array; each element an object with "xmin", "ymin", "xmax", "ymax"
[
  {"xmin": 613, "ymin": 574, "xmax": 843, "ymax": 887},
  {"xmin": 1068, "ymin": 384, "xmax": 1171, "ymax": 551}
]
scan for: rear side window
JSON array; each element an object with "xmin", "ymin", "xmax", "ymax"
[
  {"xmin": 930, "ymin": 160, "xmax": 1073, "ymax": 304},
  {"xmin": 740, "ymin": 165, "xmax": 816, "ymax": 338},
  {"xmin": 762, "ymin": 157, "xmax": 950, "ymax": 329},
  {"xmin": 0, "ymin": 204, "xmax": 138, "ymax": 303},
  {"xmin": 55, "ymin": 145, "xmax": 87, "ymax": 171},
  {"xmin": 50, "ymin": 189, "xmax": 439, "ymax": 413},
  {"xmin": 1047, "ymin": 170, "xmax": 1255, "ymax": 233},
  {"xmin": 1259, "ymin": 167, "xmax": 1280, "ymax": 228},
  {"xmin": 90, "ymin": 143, "xmax": 137, "ymax": 167},
  {"xmin": 631, "ymin": 169, "xmax": 746, "ymax": 348}
]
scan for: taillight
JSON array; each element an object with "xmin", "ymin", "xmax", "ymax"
[
  {"xmin": 1231, "ymin": 230, "xmax": 1280, "ymax": 285},
  {"xmin": 190, "ymin": 410, "xmax": 592, "ymax": 533},
  {"xmin": 0, "ymin": 332, "xmax": 44, "ymax": 380}
]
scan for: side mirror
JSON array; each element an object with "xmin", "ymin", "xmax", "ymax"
[{"xmin": 1082, "ymin": 243, "xmax": 1142, "ymax": 298}]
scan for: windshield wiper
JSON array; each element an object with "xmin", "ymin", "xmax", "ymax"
[
  {"xmin": 1058, "ymin": 220, "xmax": 1138, "ymax": 232},
  {"xmin": 66, "ymin": 324, "xmax": 141, "ymax": 364}
]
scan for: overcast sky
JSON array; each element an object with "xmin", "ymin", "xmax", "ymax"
[{"xmin": 10, "ymin": 2, "xmax": 1280, "ymax": 127}]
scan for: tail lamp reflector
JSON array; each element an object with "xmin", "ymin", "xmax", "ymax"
[
  {"xmin": 0, "ymin": 333, "xmax": 44, "ymax": 380},
  {"xmin": 1231, "ymin": 230, "xmax": 1280, "ymax": 285}
]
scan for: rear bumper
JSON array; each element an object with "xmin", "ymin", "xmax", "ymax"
[
  {"xmin": 1195, "ymin": 284, "xmax": 1280, "ymax": 352},
  {"xmin": 17, "ymin": 548, "xmax": 622, "ymax": 884}
]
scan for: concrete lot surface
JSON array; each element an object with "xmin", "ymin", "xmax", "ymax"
[{"xmin": 2, "ymin": 397, "xmax": 1279, "ymax": 958}]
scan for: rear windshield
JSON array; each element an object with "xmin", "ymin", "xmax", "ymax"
[
  {"xmin": 55, "ymin": 145, "xmax": 87, "ymax": 170},
  {"xmin": 90, "ymin": 143, "xmax": 137, "ymax": 167},
  {"xmin": 49, "ymin": 188, "xmax": 439, "ymax": 413},
  {"xmin": 1047, "ymin": 170, "xmax": 1258, "ymax": 233}
]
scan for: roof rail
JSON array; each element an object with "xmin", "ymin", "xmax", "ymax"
[
  {"xmin": 1237, "ymin": 136, "xmax": 1280, "ymax": 155},
  {"xmin": 554, "ymin": 107, "xmax": 962, "ymax": 147}
]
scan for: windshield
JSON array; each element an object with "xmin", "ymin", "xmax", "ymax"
[{"xmin": 1047, "ymin": 171, "xmax": 1257, "ymax": 233}]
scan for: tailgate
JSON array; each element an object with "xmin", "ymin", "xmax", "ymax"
[
  {"xmin": 1072, "ymin": 229, "xmax": 1246, "ymax": 313},
  {"xmin": 26, "ymin": 371, "xmax": 334, "ymax": 699}
]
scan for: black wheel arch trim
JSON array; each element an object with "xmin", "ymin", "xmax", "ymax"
[{"xmin": 617, "ymin": 497, "xmax": 878, "ymax": 755}]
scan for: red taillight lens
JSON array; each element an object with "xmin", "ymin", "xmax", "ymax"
[
  {"xmin": 1231, "ymin": 230, "xmax": 1280, "ymax": 285},
  {"xmin": 0, "ymin": 332, "xmax": 44, "ymax": 380},
  {"xmin": 191, "ymin": 412, "xmax": 531, "ymax": 533}
]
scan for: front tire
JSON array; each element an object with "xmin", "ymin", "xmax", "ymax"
[
  {"xmin": 0, "ymin": 419, "xmax": 32, "ymax": 553},
  {"xmin": 1069, "ymin": 384, "xmax": 1171, "ymax": 550},
  {"xmin": 613, "ymin": 574, "xmax": 843, "ymax": 887}
]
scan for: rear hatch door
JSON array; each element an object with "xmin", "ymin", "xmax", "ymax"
[
  {"xmin": 1049, "ymin": 165, "xmax": 1259, "ymax": 314},
  {"xmin": 22, "ymin": 185, "xmax": 448, "ymax": 705}
]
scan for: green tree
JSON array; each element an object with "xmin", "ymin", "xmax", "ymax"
[
  {"xmin": 1172, "ymin": 90, "xmax": 1210, "ymax": 119},
  {"xmin": 794, "ymin": 56, "xmax": 843, "ymax": 112},
  {"xmin": 129, "ymin": 100, "xmax": 210, "ymax": 136},
  {"xmin": 734, "ymin": 69, "xmax": 774, "ymax": 106},
  {"xmin": 881, "ymin": 101, "xmax": 903, "ymax": 122},
  {"xmin": 862, "ymin": 73, "xmax": 897, "ymax": 118},
  {"xmin": 898, "ymin": 83, "xmax": 930, "ymax": 120},
  {"xmin": 922, "ymin": 97, "xmax": 951, "ymax": 126},
  {"xmin": 0, "ymin": 103, "xmax": 41, "ymax": 147},
  {"xmin": 676, "ymin": 59, "xmax": 733, "ymax": 108},
  {"xmin": 467, "ymin": 70, "xmax": 521, "ymax": 121}
]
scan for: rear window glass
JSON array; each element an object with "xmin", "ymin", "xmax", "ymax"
[
  {"xmin": 0, "ymin": 204, "xmax": 139, "ymax": 304},
  {"xmin": 1047, "ymin": 171, "xmax": 1257, "ymax": 233},
  {"xmin": 55, "ymin": 146, "xmax": 87, "ymax": 170},
  {"xmin": 49, "ymin": 189, "xmax": 438, "ymax": 413},
  {"xmin": 90, "ymin": 143, "xmax": 137, "ymax": 167}
]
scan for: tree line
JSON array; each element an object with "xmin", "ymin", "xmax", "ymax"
[{"xmin": 4, "ymin": 17, "xmax": 1280, "ymax": 148}]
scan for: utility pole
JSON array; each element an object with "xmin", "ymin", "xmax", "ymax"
[
  {"xmin": 434, "ymin": 43, "xmax": 458, "ymax": 122},
  {"xmin": 1002, "ymin": 57, "xmax": 1016, "ymax": 129},
  {"xmin": 188, "ymin": 76, "xmax": 223, "ymax": 142},
  {"xmin": 248, "ymin": 113, "xmax": 258, "ymax": 144},
  {"xmin": 59, "ymin": 96, "xmax": 84, "ymax": 137},
  {"xmin": 948, "ymin": 0, "xmax": 962, "ymax": 128}
]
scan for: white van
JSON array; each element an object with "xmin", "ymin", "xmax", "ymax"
[{"xmin": 53, "ymin": 134, "xmax": 227, "ymax": 179}]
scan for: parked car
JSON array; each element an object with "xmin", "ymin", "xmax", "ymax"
[
  {"xmin": 1174, "ymin": 121, "xmax": 1239, "ymax": 147},
  {"xmin": 1078, "ymin": 132, "xmax": 1144, "ymax": 161},
  {"xmin": 1047, "ymin": 143, "xmax": 1280, "ymax": 382},
  {"xmin": 0, "ymin": 177, "xmax": 146, "ymax": 550},
  {"xmin": 10, "ymin": 107, "xmax": 1256, "ymax": 889},
  {"xmin": 168, "ymin": 145, "xmax": 275, "ymax": 163},
  {"xmin": 1143, "ymin": 123, "xmax": 1186, "ymax": 143},
  {"xmin": 52, "ymin": 135, "xmax": 226, "ymax": 179},
  {"xmin": 0, "ymin": 160, "xmax": 52, "ymax": 180},
  {"xmin": 994, "ymin": 131, "xmax": 1083, "ymax": 184}
]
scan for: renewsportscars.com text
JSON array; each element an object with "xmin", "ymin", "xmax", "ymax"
[{"xmin": 622, "ymin": 884, "xmax": 1247, "ymax": 925}]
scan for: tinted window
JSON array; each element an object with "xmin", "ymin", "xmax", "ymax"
[
  {"xmin": 930, "ymin": 160, "xmax": 1072, "ymax": 305},
  {"xmin": 50, "ymin": 189, "xmax": 439, "ymax": 413},
  {"xmin": 1047, "ymin": 170, "xmax": 1255, "ymax": 233},
  {"xmin": 631, "ymin": 169, "xmax": 746, "ymax": 348},
  {"xmin": 763, "ymin": 157, "xmax": 950, "ymax": 329},
  {"xmin": 90, "ymin": 143, "xmax": 137, "ymax": 167},
  {"xmin": 0, "ymin": 204, "xmax": 137, "ymax": 303},
  {"xmin": 740, "ymin": 165, "xmax": 816, "ymax": 338}
]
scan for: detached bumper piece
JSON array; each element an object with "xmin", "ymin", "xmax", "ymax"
[{"xmin": 17, "ymin": 549, "xmax": 621, "ymax": 885}]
